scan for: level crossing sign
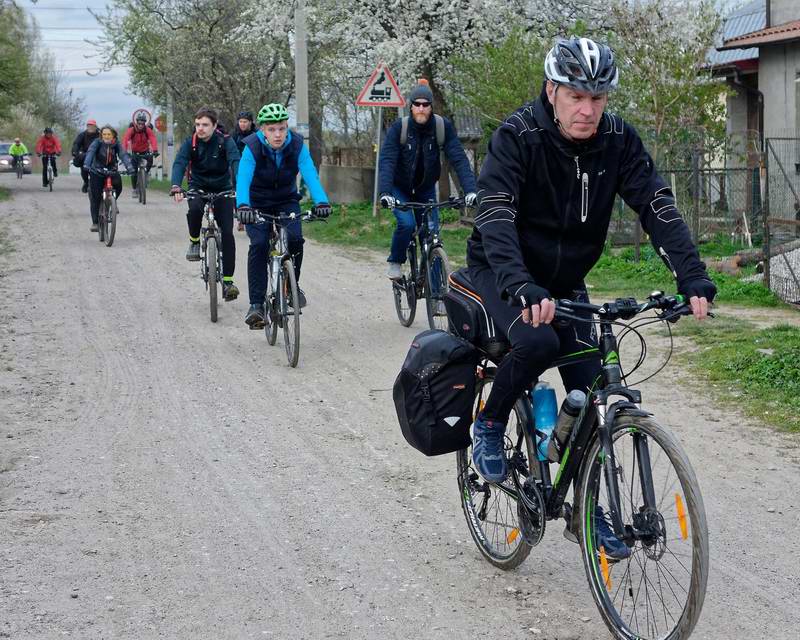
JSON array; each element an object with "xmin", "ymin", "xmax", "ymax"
[{"xmin": 355, "ymin": 63, "xmax": 405, "ymax": 107}]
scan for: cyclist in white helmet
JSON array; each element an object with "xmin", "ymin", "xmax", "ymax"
[{"xmin": 466, "ymin": 36, "xmax": 715, "ymax": 559}]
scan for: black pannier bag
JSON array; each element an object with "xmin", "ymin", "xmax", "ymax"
[
  {"xmin": 393, "ymin": 329, "xmax": 478, "ymax": 456},
  {"xmin": 443, "ymin": 268, "xmax": 509, "ymax": 361}
]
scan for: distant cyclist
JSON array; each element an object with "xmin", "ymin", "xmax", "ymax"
[
  {"xmin": 35, "ymin": 127, "xmax": 62, "ymax": 188},
  {"xmin": 170, "ymin": 107, "xmax": 242, "ymax": 301},
  {"xmin": 71, "ymin": 119, "xmax": 100, "ymax": 193},
  {"xmin": 122, "ymin": 113, "xmax": 158, "ymax": 196},
  {"xmin": 8, "ymin": 138, "xmax": 28, "ymax": 173},
  {"xmin": 232, "ymin": 110, "xmax": 257, "ymax": 153},
  {"xmin": 378, "ymin": 79, "xmax": 477, "ymax": 279},
  {"xmin": 84, "ymin": 125, "xmax": 135, "ymax": 232},
  {"xmin": 236, "ymin": 103, "xmax": 332, "ymax": 328}
]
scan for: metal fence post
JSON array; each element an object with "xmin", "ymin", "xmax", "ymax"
[{"xmin": 763, "ymin": 141, "xmax": 771, "ymax": 291}]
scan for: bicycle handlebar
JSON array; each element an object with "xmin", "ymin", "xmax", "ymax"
[
  {"xmin": 396, "ymin": 197, "xmax": 464, "ymax": 210},
  {"xmin": 242, "ymin": 209, "xmax": 321, "ymax": 223},
  {"xmin": 555, "ymin": 291, "xmax": 710, "ymax": 323},
  {"xmin": 184, "ymin": 189, "xmax": 236, "ymax": 202}
]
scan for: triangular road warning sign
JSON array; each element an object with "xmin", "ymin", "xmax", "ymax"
[{"xmin": 355, "ymin": 63, "xmax": 405, "ymax": 107}]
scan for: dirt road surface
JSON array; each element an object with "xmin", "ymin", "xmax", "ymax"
[{"xmin": 1, "ymin": 174, "xmax": 798, "ymax": 639}]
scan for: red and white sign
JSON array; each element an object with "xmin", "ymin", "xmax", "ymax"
[
  {"xmin": 131, "ymin": 108, "xmax": 152, "ymax": 124},
  {"xmin": 355, "ymin": 63, "xmax": 405, "ymax": 107}
]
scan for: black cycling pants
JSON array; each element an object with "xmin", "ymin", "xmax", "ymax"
[
  {"xmin": 469, "ymin": 264, "xmax": 602, "ymax": 425},
  {"xmin": 187, "ymin": 195, "xmax": 235, "ymax": 279},
  {"xmin": 130, "ymin": 153, "xmax": 153, "ymax": 190},
  {"xmin": 88, "ymin": 173, "xmax": 122, "ymax": 224}
]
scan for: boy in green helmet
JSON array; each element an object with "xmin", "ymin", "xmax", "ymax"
[{"xmin": 236, "ymin": 103, "xmax": 332, "ymax": 329}]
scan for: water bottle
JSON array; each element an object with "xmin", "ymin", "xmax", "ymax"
[
  {"xmin": 532, "ymin": 382, "xmax": 558, "ymax": 461},
  {"xmin": 547, "ymin": 389, "xmax": 587, "ymax": 463}
]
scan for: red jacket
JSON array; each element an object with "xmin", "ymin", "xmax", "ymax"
[
  {"xmin": 123, "ymin": 125, "xmax": 158, "ymax": 154},
  {"xmin": 35, "ymin": 135, "xmax": 62, "ymax": 155}
]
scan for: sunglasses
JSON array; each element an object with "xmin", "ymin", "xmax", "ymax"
[{"xmin": 411, "ymin": 101, "xmax": 431, "ymax": 108}]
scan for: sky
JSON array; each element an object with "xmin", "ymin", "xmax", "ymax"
[{"xmin": 21, "ymin": 0, "xmax": 151, "ymax": 128}]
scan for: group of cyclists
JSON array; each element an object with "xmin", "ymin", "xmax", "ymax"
[
  {"xmin": 7, "ymin": 128, "xmax": 62, "ymax": 188},
  {"xmin": 8, "ymin": 39, "xmax": 716, "ymax": 561}
]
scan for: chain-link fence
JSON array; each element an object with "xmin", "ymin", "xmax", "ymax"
[{"xmin": 763, "ymin": 137, "xmax": 800, "ymax": 304}]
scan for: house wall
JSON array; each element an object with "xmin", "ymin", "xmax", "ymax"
[
  {"xmin": 760, "ymin": 42, "xmax": 800, "ymax": 137},
  {"xmin": 771, "ymin": 0, "xmax": 798, "ymax": 26}
]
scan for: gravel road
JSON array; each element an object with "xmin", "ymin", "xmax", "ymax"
[{"xmin": 1, "ymin": 174, "xmax": 798, "ymax": 639}]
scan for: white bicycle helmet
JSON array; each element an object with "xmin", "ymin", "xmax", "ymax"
[{"xmin": 544, "ymin": 36, "xmax": 619, "ymax": 95}]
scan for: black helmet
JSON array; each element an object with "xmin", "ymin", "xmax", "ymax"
[
  {"xmin": 237, "ymin": 111, "xmax": 254, "ymax": 121},
  {"xmin": 135, "ymin": 113, "xmax": 147, "ymax": 123},
  {"xmin": 544, "ymin": 36, "xmax": 618, "ymax": 95},
  {"xmin": 44, "ymin": 127, "xmax": 53, "ymax": 134}
]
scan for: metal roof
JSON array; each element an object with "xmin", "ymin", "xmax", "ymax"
[
  {"xmin": 709, "ymin": 0, "xmax": 764, "ymax": 67},
  {"xmin": 720, "ymin": 19, "xmax": 800, "ymax": 50}
]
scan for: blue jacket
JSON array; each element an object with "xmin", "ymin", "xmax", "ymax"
[
  {"xmin": 378, "ymin": 114, "xmax": 476, "ymax": 196},
  {"xmin": 84, "ymin": 139, "xmax": 134, "ymax": 174},
  {"xmin": 236, "ymin": 130, "xmax": 328, "ymax": 208}
]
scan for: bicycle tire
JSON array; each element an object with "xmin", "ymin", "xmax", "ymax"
[
  {"xmin": 207, "ymin": 237, "xmax": 218, "ymax": 323},
  {"xmin": 576, "ymin": 415, "xmax": 708, "ymax": 640},
  {"xmin": 48, "ymin": 165, "xmax": 53, "ymax": 191},
  {"xmin": 425, "ymin": 245, "xmax": 451, "ymax": 331},
  {"xmin": 456, "ymin": 373, "xmax": 536, "ymax": 570},
  {"xmin": 264, "ymin": 261, "xmax": 278, "ymax": 346},
  {"xmin": 16, "ymin": 161, "xmax": 23, "ymax": 180},
  {"xmin": 98, "ymin": 199, "xmax": 107, "ymax": 242},
  {"xmin": 393, "ymin": 243, "xmax": 417, "ymax": 327},
  {"xmin": 138, "ymin": 167, "xmax": 146, "ymax": 205},
  {"xmin": 281, "ymin": 259, "xmax": 301, "ymax": 367},
  {"xmin": 105, "ymin": 195, "xmax": 117, "ymax": 247}
]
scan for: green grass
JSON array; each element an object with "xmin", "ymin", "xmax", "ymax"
[
  {"xmin": 675, "ymin": 318, "xmax": 800, "ymax": 432},
  {"xmin": 586, "ymin": 244, "xmax": 782, "ymax": 307},
  {"xmin": 0, "ymin": 186, "xmax": 10, "ymax": 202},
  {"xmin": 304, "ymin": 201, "xmax": 472, "ymax": 265}
]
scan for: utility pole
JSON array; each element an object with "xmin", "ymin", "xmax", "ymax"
[
  {"xmin": 165, "ymin": 92, "xmax": 174, "ymax": 182},
  {"xmin": 294, "ymin": 0, "xmax": 309, "ymax": 141}
]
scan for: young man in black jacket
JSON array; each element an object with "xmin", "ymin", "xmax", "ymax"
[
  {"xmin": 170, "ymin": 107, "xmax": 242, "ymax": 301},
  {"xmin": 378, "ymin": 80, "xmax": 478, "ymax": 279},
  {"xmin": 71, "ymin": 119, "xmax": 100, "ymax": 193},
  {"xmin": 468, "ymin": 36, "xmax": 716, "ymax": 556}
]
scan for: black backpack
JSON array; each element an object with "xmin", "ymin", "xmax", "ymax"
[{"xmin": 393, "ymin": 329, "xmax": 478, "ymax": 456}]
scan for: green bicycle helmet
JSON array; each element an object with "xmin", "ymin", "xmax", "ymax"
[{"xmin": 257, "ymin": 103, "xmax": 289, "ymax": 124}]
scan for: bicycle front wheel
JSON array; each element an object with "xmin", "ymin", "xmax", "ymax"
[
  {"xmin": 456, "ymin": 373, "xmax": 536, "ymax": 570},
  {"xmin": 576, "ymin": 415, "xmax": 708, "ymax": 640},
  {"xmin": 264, "ymin": 261, "xmax": 278, "ymax": 345},
  {"xmin": 16, "ymin": 162, "xmax": 23, "ymax": 179},
  {"xmin": 425, "ymin": 245, "xmax": 451, "ymax": 331},
  {"xmin": 206, "ymin": 237, "xmax": 218, "ymax": 322},
  {"xmin": 138, "ymin": 167, "xmax": 147, "ymax": 205},
  {"xmin": 98, "ymin": 200, "xmax": 107, "ymax": 243},
  {"xmin": 281, "ymin": 259, "xmax": 300, "ymax": 367},
  {"xmin": 393, "ymin": 243, "xmax": 417, "ymax": 327},
  {"xmin": 105, "ymin": 196, "xmax": 117, "ymax": 247},
  {"xmin": 48, "ymin": 166, "xmax": 53, "ymax": 191}
]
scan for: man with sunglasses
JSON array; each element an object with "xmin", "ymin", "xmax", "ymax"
[
  {"xmin": 378, "ymin": 80, "xmax": 477, "ymax": 280},
  {"xmin": 467, "ymin": 36, "xmax": 715, "ymax": 558}
]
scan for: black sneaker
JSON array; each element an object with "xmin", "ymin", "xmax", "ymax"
[
  {"xmin": 222, "ymin": 281, "xmax": 239, "ymax": 301},
  {"xmin": 245, "ymin": 304, "xmax": 265, "ymax": 329},
  {"xmin": 185, "ymin": 242, "xmax": 200, "ymax": 262},
  {"xmin": 293, "ymin": 288, "xmax": 307, "ymax": 308}
]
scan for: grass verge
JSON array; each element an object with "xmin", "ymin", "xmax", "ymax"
[
  {"xmin": 0, "ymin": 186, "xmax": 10, "ymax": 202},
  {"xmin": 675, "ymin": 317, "xmax": 800, "ymax": 432}
]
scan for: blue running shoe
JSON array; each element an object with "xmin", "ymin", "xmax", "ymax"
[
  {"xmin": 593, "ymin": 505, "xmax": 632, "ymax": 561},
  {"xmin": 471, "ymin": 416, "xmax": 507, "ymax": 483}
]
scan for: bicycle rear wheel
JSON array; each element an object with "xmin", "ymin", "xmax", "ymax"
[
  {"xmin": 281, "ymin": 259, "xmax": 300, "ymax": 367},
  {"xmin": 576, "ymin": 415, "xmax": 708, "ymax": 640},
  {"xmin": 206, "ymin": 237, "xmax": 219, "ymax": 322},
  {"xmin": 105, "ymin": 196, "xmax": 117, "ymax": 247},
  {"xmin": 264, "ymin": 261, "xmax": 278, "ymax": 345},
  {"xmin": 456, "ymin": 373, "xmax": 536, "ymax": 570},
  {"xmin": 425, "ymin": 245, "xmax": 451, "ymax": 331},
  {"xmin": 392, "ymin": 243, "xmax": 418, "ymax": 327}
]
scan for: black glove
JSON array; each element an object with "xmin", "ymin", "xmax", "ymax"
[
  {"xmin": 505, "ymin": 282, "xmax": 551, "ymax": 308},
  {"xmin": 169, "ymin": 185, "xmax": 184, "ymax": 197},
  {"xmin": 313, "ymin": 203, "xmax": 332, "ymax": 218},
  {"xmin": 379, "ymin": 193, "xmax": 396, "ymax": 209},
  {"xmin": 56, "ymin": 152, "xmax": 61, "ymax": 157},
  {"xmin": 680, "ymin": 277, "xmax": 716, "ymax": 303},
  {"xmin": 237, "ymin": 206, "xmax": 257, "ymax": 225},
  {"xmin": 153, "ymin": 151, "xmax": 160, "ymax": 158}
]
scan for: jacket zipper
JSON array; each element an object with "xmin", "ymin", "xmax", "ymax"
[{"xmin": 581, "ymin": 171, "xmax": 589, "ymax": 222}]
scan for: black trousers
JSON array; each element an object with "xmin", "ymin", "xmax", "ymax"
[
  {"xmin": 130, "ymin": 153, "xmax": 153, "ymax": 190},
  {"xmin": 469, "ymin": 264, "xmax": 602, "ymax": 424},
  {"xmin": 41, "ymin": 155, "xmax": 58, "ymax": 186},
  {"xmin": 187, "ymin": 195, "xmax": 235, "ymax": 278},
  {"xmin": 88, "ymin": 173, "xmax": 122, "ymax": 224}
]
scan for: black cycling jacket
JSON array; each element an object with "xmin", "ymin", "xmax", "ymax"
[{"xmin": 467, "ymin": 86, "xmax": 710, "ymax": 298}]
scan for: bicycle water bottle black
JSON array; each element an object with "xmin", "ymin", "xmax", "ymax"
[{"xmin": 547, "ymin": 389, "xmax": 586, "ymax": 462}]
